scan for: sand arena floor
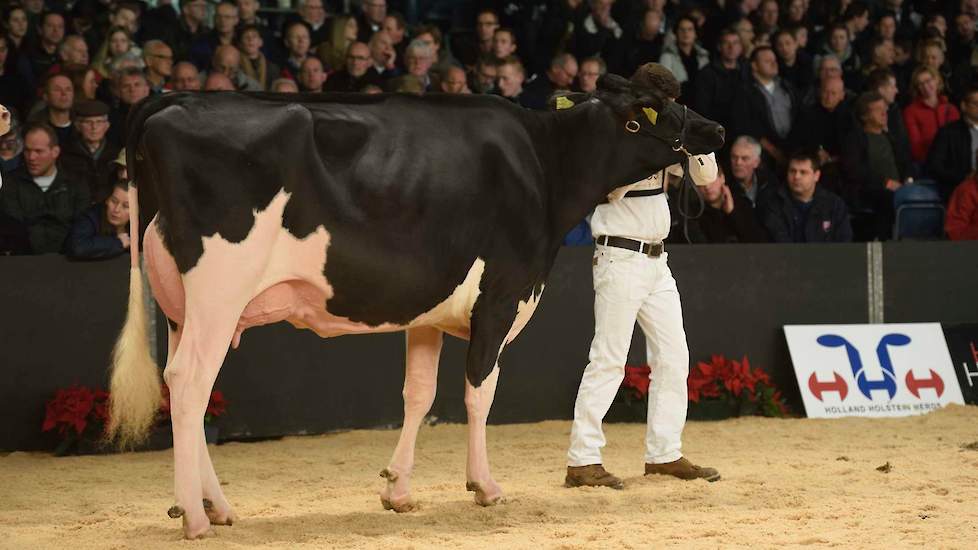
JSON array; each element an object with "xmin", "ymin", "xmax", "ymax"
[{"xmin": 2, "ymin": 405, "xmax": 977, "ymax": 549}]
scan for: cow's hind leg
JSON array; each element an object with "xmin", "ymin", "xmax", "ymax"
[
  {"xmin": 464, "ymin": 295, "xmax": 518, "ymax": 507},
  {"xmin": 380, "ymin": 326, "xmax": 443, "ymax": 512},
  {"xmin": 164, "ymin": 299, "xmax": 246, "ymax": 539}
]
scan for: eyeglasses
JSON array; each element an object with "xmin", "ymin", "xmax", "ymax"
[{"xmin": 347, "ymin": 55, "xmax": 371, "ymax": 61}]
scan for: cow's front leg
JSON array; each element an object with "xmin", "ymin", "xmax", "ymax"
[
  {"xmin": 463, "ymin": 295, "xmax": 517, "ymax": 506},
  {"xmin": 465, "ymin": 363, "xmax": 502, "ymax": 506},
  {"xmin": 380, "ymin": 326, "xmax": 443, "ymax": 512}
]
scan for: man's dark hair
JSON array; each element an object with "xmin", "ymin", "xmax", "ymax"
[
  {"xmin": 842, "ymin": 1, "xmax": 869, "ymax": 21},
  {"xmin": 855, "ymin": 90, "xmax": 885, "ymax": 121},
  {"xmin": 865, "ymin": 67, "xmax": 896, "ymax": 92},
  {"xmin": 630, "ymin": 62, "xmax": 680, "ymax": 99},
  {"xmin": 749, "ymin": 44, "xmax": 775, "ymax": 64},
  {"xmin": 788, "ymin": 149, "xmax": 821, "ymax": 172},
  {"xmin": 24, "ymin": 122, "xmax": 59, "ymax": 147},
  {"xmin": 494, "ymin": 26, "xmax": 517, "ymax": 45}
]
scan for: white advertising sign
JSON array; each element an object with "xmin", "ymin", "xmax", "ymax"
[{"xmin": 784, "ymin": 323, "xmax": 965, "ymax": 418}]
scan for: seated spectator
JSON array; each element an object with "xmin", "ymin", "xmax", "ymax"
[
  {"xmin": 903, "ymin": 66, "xmax": 959, "ymax": 163},
  {"xmin": 491, "ymin": 27, "xmax": 518, "ymax": 63},
  {"xmin": 792, "ymin": 76, "xmax": 851, "ymax": 196},
  {"xmin": 692, "ymin": 27, "xmax": 748, "ymax": 132},
  {"xmin": 210, "ymin": 45, "xmax": 262, "ymax": 91},
  {"xmin": 927, "ymin": 86, "xmax": 978, "ymax": 200},
  {"xmin": 945, "ymin": 150, "xmax": 978, "ymax": 240},
  {"xmin": 728, "ymin": 135, "xmax": 777, "ymax": 207},
  {"xmin": 817, "ymin": 24, "xmax": 861, "ymax": 90},
  {"xmin": 619, "ymin": 7, "xmax": 665, "ymax": 78},
  {"xmin": 171, "ymin": 62, "xmax": 202, "ymax": 91},
  {"xmin": 367, "ymin": 30, "xmax": 399, "ymax": 84},
  {"xmin": 575, "ymin": 56, "xmax": 605, "ymax": 93},
  {"xmin": 522, "ymin": 53, "xmax": 578, "ymax": 110},
  {"xmin": 143, "ymin": 40, "xmax": 174, "ymax": 94},
  {"xmin": 865, "ymin": 68, "xmax": 911, "ymax": 173},
  {"xmin": 0, "ymin": 123, "xmax": 89, "ymax": 254},
  {"xmin": 392, "ymin": 39, "xmax": 435, "ymax": 92},
  {"xmin": 316, "ymin": 15, "xmax": 358, "ymax": 72},
  {"xmin": 758, "ymin": 150, "xmax": 852, "ymax": 243},
  {"xmin": 297, "ymin": 56, "xmax": 327, "ymax": 92},
  {"xmin": 92, "ymin": 26, "xmax": 142, "ymax": 80},
  {"xmin": 292, "ymin": 0, "xmax": 330, "ymax": 46},
  {"xmin": 17, "ymin": 11, "xmax": 64, "ymax": 88},
  {"xmin": 452, "ymin": 9, "xmax": 498, "ymax": 69},
  {"xmin": 28, "ymin": 73, "xmax": 75, "ymax": 147},
  {"xmin": 57, "ymin": 35, "xmax": 89, "ymax": 70},
  {"xmin": 190, "ymin": 1, "xmax": 239, "ymax": 71},
  {"xmin": 693, "ymin": 165, "xmax": 769, "ymax": 243},
  {"xmin": 438, "ymin": 66, "xmax": 470, "ymax": 94},
  {"xmin": 382, "ymin": 13, "xmax": 407, "ymax": 64},
  {"xmin": 356, "ymin": 0, "xmax": 385, "ymax": 43},
  {"xmin": 62, "ymin": 63, "xmax": 99, "ymax": 103},
  {"xmin": 468, "ymin": 55, "xmax": 499, "ymax": 94},
  {"xmin": 107, "ymin": 69, "xmax": 150, "ymax": 148},
  {"xmin": 571, "ymin": 0, "xmax": 622, "ymax": 62},
  {"xmin": 495, "ymin": 56, "xmax": 527, "ymax": 106},
  {"xmin": 60, "ymin": 100, "xmax": 120, "ymax": 200},
  {"xmin": 414, "ymin": 24, "xmax": 458, "ymax": 76},
  {"xmin": 657, "ymin": 16, "xmax": 709, "ymax": 103},
  {"xmin": 773, "ymin": 28, "xmax": 814, "ymax": 99},
  {"xmin": 732, "ymin": 45, "xmax": 799, "ymax": 170},
  {"xmin": 141, "ymin": 0, "xmax": 208, "ymax": 64},
  {"xmin": 237, "ymin": 24, "xmax": 280, "ymax": 91},
  {"xmin": 842, "ymin": 91, "xmax": 912, "ymax": 240},
  {"xmin": 325, "ymin": 42, "xmax": 382, "ymax": 92},
  {"xmin": 204, "ymin": 71, "xmax": 235, "ymax": 91},
  {"xmin": 65, "ymin": 177, "xmax": 131, "ymax": 259},
  {"xmin": 282, "ymin": 21, "xmax": 314, "ymax": 81},
  {"xmin": 0, "ymin": 35, "xmax": 32, "ymax": 118},
  {"xmin": 270, "ymin": 78, "xmax": 299, "ymax": 93}
]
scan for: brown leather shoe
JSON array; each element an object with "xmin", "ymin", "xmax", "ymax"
[
  {"xmin": 565, "ymin": 464, "xmax": 624, "ymax": 490},
  {"xmin": 644, "ymin": 457, "xmax": 720, "ymax": 482}
]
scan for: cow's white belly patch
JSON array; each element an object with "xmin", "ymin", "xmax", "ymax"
[{"xmin": 147, "ymin": 188, "xmax": 543, "ymax": 346}]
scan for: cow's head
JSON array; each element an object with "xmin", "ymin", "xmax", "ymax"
[{"xmin": 590, "ymin": 72, "xmax": 725, "ymax": 173}]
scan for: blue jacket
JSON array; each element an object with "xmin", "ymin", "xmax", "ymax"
[{"xmin": 65, "ymin": 204, "xmax": 127, "ymax": 260}]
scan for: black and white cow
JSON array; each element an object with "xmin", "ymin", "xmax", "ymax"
[{"xmin": 107, "ymin": 74, "xmax": 724, "ymax": 538}]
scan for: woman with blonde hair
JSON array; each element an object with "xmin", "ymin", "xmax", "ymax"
[
  {"xmin": 92, "ymin": 26, "xmax": 143, "ymax": 79},
  {"xmin": 903, "ymin": 65, "xmax": 959, "ymax": 163},
  {"xmin": 316, "ymin": 15, "xmax": 358, "ymax": 72}
]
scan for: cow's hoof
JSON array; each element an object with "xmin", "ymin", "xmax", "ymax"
[
  {"xmin": 183, "ymin": 513, "xmax": 215, "ymax": 540},
  {"xmin": 380, "ymin": 495, "xmax": 418, "ymax": 513},
  {"xmin": 466, "ymin": 481, "xmax": 504, "ymax": 507},
  {"xmin": 203, "ymin": 498, "xmax": 237, "ymax": 526}
]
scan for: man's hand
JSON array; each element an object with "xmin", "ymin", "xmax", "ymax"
[
  {"xmin": 384, "ymin": 50, "xmax": 397, "ymax": 70},
  {"xmin": 721, "ymin": 184, "xmax": 735, "ymax": 214},
  {"xmin": 118, "ymin": 232, "xmax": 131, "ymax": 249},
  {"xmin": 885, "ymin": 179, "xmax": 902, "ymax": 192}
]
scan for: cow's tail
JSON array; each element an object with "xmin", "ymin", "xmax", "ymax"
[{"xmin": 106, "ymin": 99, "xmax": 164, "ymax": 448}]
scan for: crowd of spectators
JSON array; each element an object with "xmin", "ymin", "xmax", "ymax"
[{"xmin": 1, "ymin": 0, "xmax": 977, "ymax": 256}]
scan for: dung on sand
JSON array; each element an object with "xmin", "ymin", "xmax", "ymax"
[{"xmin": 2, "ymin": 405, "xmax": 976, "ymax": 549}]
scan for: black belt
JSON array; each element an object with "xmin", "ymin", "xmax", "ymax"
[
  {"xmin": 623, "ymin": 188, "xmax": 664, "ymax": 198},
  {"xmin": 596, "ymin": 235, "xmax": 664, "ymax": 257},
  {"xmin": 600, "ymin": 188, "xmax": 664, "ymax": 204}
]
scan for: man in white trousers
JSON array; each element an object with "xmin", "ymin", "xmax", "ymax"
[{"xmin": 565, "ymin": 64, "xmax": 721, "ymax": 489}]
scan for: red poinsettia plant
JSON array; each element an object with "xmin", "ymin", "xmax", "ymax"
[
  {"xmin": 41, "ymin": 386, "xmax": 111, "ymax": 454},
  {"xmin": 617, "ymin": 354, "xmax": 790, "ymax": 419},
  {"xmin": 42, "ymin": 384, "xmax": 229, "ymax": 455},
  {"xmin": 687, "ymin": 354, "xmax": 790, "ymax": 417}
]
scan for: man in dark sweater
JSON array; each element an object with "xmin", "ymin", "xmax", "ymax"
[
  {"xmin": 692, "ymin": 27, "xmax": 748, "ymax": 132},
  {"xmin": 759, "ymin": 150, "xmax": 852, "ymax": 243},
  {"xmin": 694, "ymin": 166, "xmax": 769, "ymax": 243}
]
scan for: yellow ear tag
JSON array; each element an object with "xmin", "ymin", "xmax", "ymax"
[
  {"xmin": 642, "ymin": 107, "xmax": 658, "ymax": 125},
  {"xmin": 556, "ymin": 96, "xmax": 575, "ymax": 110}
]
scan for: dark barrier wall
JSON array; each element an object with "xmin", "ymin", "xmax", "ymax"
[{"xmin": 3, "ymin": 242, "xmax": 977, "ymax": 450}]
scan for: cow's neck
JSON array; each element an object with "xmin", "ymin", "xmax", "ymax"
[{"xmin": 540, "ymin": 101, "xmax": 666, "ymax": 246}]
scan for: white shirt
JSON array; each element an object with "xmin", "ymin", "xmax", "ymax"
[
  {"xmin": 590, "ymin": 153, "xmax": 717, "ymax": 243},
  {"xmin": 33, "ymin": 170, "xmax": 57, "ymax": 192}
]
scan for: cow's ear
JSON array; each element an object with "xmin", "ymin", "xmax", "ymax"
[
  {"xmin": 630, "ymin": 93, "xmax": 668, "ymax": 125},
  {"xmin": 548, "ymin": 92, "xmax": 590, "ymax": 111}
]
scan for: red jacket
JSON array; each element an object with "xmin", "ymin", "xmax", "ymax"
[
  {"xmin": 903, "ymin": 97, "xmax": 960, "ymax": 162},
  {"xmin": 946, "ymin": 176, "xmax": 978, "ymax": 240}
]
